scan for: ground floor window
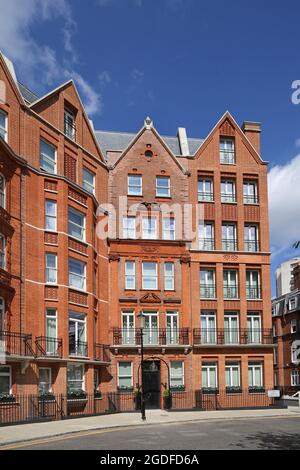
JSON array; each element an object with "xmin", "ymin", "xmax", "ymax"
[
  {"xmin": 0, "ymin": 366, "xmax": 11, "ymax": 395},
  {"xmin": 202, "ymin": 363, "xmax": 218, "ymax": 390},
  {"xmin": 118, "ymin": 362, "xmax": 133, "ymax": 390},
  {"xmin": 67, "ymin": 363, "xmax": 85, "ymax": 395},
  {"xmin": 248, "ymin": 363, "xmax": 263, "ymax": 390},
  {"xmin": 291, "ymin": 370, "xmax": 300, "ymax": 386},
  {"xmin": 170, "ymin": 361, "xmax": 184, "ymax": 390},
  {"xmin": 39, "ymin": 368, "xmax": 52, "ymax": 394},
  {"xmin": 94, "ymin": 369, "xmax": 101, "ymax": 395},
  {"xmin": 225, "ymin": 363, "xmax": 241, "ymax": 391}
]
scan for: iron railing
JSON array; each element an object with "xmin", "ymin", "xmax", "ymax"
[
  {"xmin": 244, "ymin": 195, "xmax": 259, "ymax": 205},
  {"xmin": 0, "ymin": 389, "xmax": 282, "ymax": 426},
  {"xmin": 193, "ymin": 328, "xmax": 273, "ymax": 346},
  {"xmin": 199, "ymin": 238, "xmax": 215, "ymax": 250},
  {"xmin": 0, "ymin": 331, "xmax": 34, "ymax": 357},
  {"xmin": 223, "ymin": 286, "xmax": 239, "ymax": 299},
  {"xmin": 112, "ymin": 328, "xmax": 190, "ymax": 346},
  {"xmin": 69, "ymin": 340, "xmax": 88, "ymax": 357},
  {"xmin": 94, "ymin": 344, "xmax": 110, "ymax": 362},
  {"xmin": 221, "ymin": 193, "xmax": 236, "ymax": 203},
  {"xmin": 222, "ymin": 239, "xmax": 238, "ymax": 251},
  {"xmin": 244, "ymin": 240, "xmax": 260, "ymax": 252},
  {"xmin": 198, "ymin": 192, "xmax": 214, "ymax": 202},
  {"xmin": 200, "ymin": 285, "xmax": 216, "ymax": 299},
  {"xmin": 246, "ymin": 287, "xmax": 261, "ymax": 300},
  {"xmin": 35, "ymin": 336, "xmax": 63, "ymax": 358}
]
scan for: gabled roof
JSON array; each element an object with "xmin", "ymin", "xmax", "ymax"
[
  {"xmin": 18, "ymin": 82, "xmax": 39, "ymax": 105},
  {"xmin": 94, "ymin": 129, "xmax": 203, "ymax": 160}
]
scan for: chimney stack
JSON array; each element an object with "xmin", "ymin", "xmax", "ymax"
[
  {"xmin": 177, "ymin": 127, "xmax": 190, "ymax": 156},
  {"xmin": 242, "ymin": 121, "xmax": 261, "ymax": 155}
]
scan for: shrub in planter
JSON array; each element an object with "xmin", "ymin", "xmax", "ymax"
[
  {"xmin": 67, "ymin": 389, "xmax": 87, "ymax": 400},
  {"xmin": 94, "ymin": 390, "xmax": 102, "ymax": 399},
  {"xmin": 39, "ymin": 392, "xmax": 55, "ymax": 402},
  {"xmin": 134, "ymin": 389, "xmax": 142, "ymax": 410},
  {"xmin": 0, "ymin": 394, "xmax": 15, "ymax": 403}
]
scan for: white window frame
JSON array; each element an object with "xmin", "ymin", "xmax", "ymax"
[
  {"xmin": 198, "ymin": 178, "xmax": 213, "ymax": 202},
  {"xmin": 123, "ymin": 216, "xmax": 136, "ymax": 239},
  {"xmin": 156, "ymin": 176, "xmax": 170, "ymax": 197},
  {"xmin": 246, "ymin": 270, "xmax": 261, "ymax": 300},
  {"xmin": 222, "ymin": 223, "xmax": 237, "ymax": 251},
  {"xmin": 221, "ymin": 180, "xmax": 236, "ymax": 203},
  {"xmin": 223, "ymin": 270, "xmax": 238, "ymax": 299},
  {"xmin": 224, "ymin": 312, "xmax": 240, "ymax": 344},
  {"xmin": 128, "ymin": 174, "xmax": 142, "ymax": 196},
  {"xmin": 199, "ymin": 222, "xmax": 214, "ymax": 250},
  {"xmin": 0, "ymin": 174, "xmax": 5, "ymax": 209},
  {"xmin": 117, "ymin": 361, "xmax": 133, "ymax": 390},
  {"xmin": 67, "ymin": 363, "xmax": 85, "ymax": 392},
  {"xmin": 122, "ymin": 311, "xmax": 135, "ymax": 345},
  {"xmin": 220, "ymin": 138, "xmax": 235, "ymax": 164},
  {"xmin": 39, "ymin": 367, "xmax": 52, "ymax": 394},
  {"xmin": 201, "ymin": 312, "xmax": 216, "ymax": 344},
  {"xmin": 163, "ymin": 218, "xmax": 175, "ymax": 240},
  {"xmin": 0, "ymin": 365, "xmax": 12, "ymax": 395},
  {"xmin": 69, "ymin": 312, "xmax": 87, "ymax": 357},
  {"xmin": 243, "ymin": 181, "xmax": 258, "ymax": 204},
  {"xmin": 125, "ymin": 261, "xmax": 135, "ymax": 290},
  {"xmin": 142, "ymin": 217, "xmax": 157, "ymax": 240},
  {"xmin": 45, "ymin": 253, "xmax": 57, "ymax": 285},
  {"xmin": 83, "ymin": 168, "xmax": 95, "ymax": 195},
  {"xmin": 291, "ymin": 319, "xmax": 297, "ymax": 334},
  {"xmin": 68, "ymin": 258, "xmax": 86, "ymax": 291},
  {"xmin": 289, "ymin": 298, "xmax": 297, "ymax": 311},
  {"xmin": 68, "ymin": 207, "xmax": 86, "ymax": 242},
  {"xmin": 225, "ymin": 363, "xmax": 241, "ymax": 388},
  {"xmin": 202, "ymin": 363, "xmax": 218, "ymax": 389},
  {"xmin": 200, "ymin": 269, "xmax": 216, "ymax": 299},
  {"xmin": 0, "ymin": 110, "xmax": 8, "ymax": 142},
  {"xmin": 45, "ymin": 200, "xmax": 57, "ymax": 232},
  {"xmin": 142, "ymin": 261, "xmax": 158, "ymax": 290},
  {"xmin": 64, "ymin": 108, "xmax": 76, "ymax": 141},
  {"xmin": 247, "ymin": 313, "xmax": 262, "ymax": 344},
  {"xmin": 40, "ymin": 139, "xmax": 57, "ymax": 174},
  {"xmin": 244, "ymin": 225, "xmax": 259, "ymax": 252},
  {"xmin": 248, "ymin": 363, "xmax": 263, "ymax": 389},
  {"xmin": 170, "ymin": 361, "xmax": 184, "ymax": 389},
  {"xmin": 164, "ymin": 262, "xmax": 175, "ymax": 291},
  {"xmin": 291, "ymin": 370, "xmax": 300, "ymax": 386},
  {"xmin": 45, "ymin": 308, "xmax": 58, "ymax": 356},
  {"xmin": 166, "ymin": 311, "xmax": 179, "ymax": 344}
]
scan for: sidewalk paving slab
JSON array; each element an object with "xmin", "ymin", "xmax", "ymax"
[{"xmin": 0, "ymin": 408, "xmax": 300, "ymax": 447}]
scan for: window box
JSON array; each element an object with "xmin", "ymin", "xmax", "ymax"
[
  {"xmin": 248, "ymin": 387, "xmax": 265, "ymax": 394},
  {"xmin": 0, "ymin": 394, "xmax": 15, "ymax": 404},
  {"xmin": 202, "ymin": 388, "xmax": 219, "ymax": 395},
  {"xmin": 163, "ymin": 390, "xmax": 172, "ymax": 410},
  {"xmin": 225, "ymin": 387, "xmax": 242, "ymax": 394},
  {"xmin": 117, "ymin": 386, "xmax": 134, "ymax": 392},
  {"xmin": 38, "ymin": 392, "xmax": 56, "ymax": 402},
  {"xmin": 170, "ymin": 385, "xmax": 185, "ymax": 392},
  {"xmin": 67, "ymin": 390, "xmax": 87, "ymax": 400}
]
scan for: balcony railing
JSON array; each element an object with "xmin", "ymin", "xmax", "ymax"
[
  {"xmin": 244, "ymin": 240, "xmax": 260, "ymax": 252},
  {"xmin": 112, "ymin": 328, "xmax": 190, "ymax": 346},
  {"xmin": 222, "ymin": 239, "xmax": 237, "ymax": 251},
  {"xmin": 244, "ymin": 195, "xmax": 259, "ymax": 205},
  {"xmin": 193, "ymin": 328, "xmax": 273, "ymax": 346},
  {"xmin": 94, "ymin": 343, "xmax": 110, "ymax": 362},
  {"xmin": 221, "ymin": 193, "xmax": 236, "ymax": 203},
  {"xmin": 69, "ymin": 340, "xmax": 88, "ymax": 357},
  {"xmin": 198, "ymin": 192, "xmax": 214, "ymax": 202},
  {"xmin": 0, "ymin": 331, "xmax": 34, "ymax": 357},
  {"xmin": 220, "ymin": 151, "xmax": 235, "ymax": 164},
  {"xmin": 199, "ymin": 238, "xmax": 215, "ymax": 251},
  {"xmin": 200, "ymin": 285, "xmax": 216, "ymax": 299},
  {"xmin": 246, "ymin": 287, "xmax": 261, "ymax": 300},
  {"xmin": 35, "ymin": 336, "xmax": 63, "ymax": 358},
  {"xmin": 223, "ymin": 286, "xmax": 238, "ymax": 299}
]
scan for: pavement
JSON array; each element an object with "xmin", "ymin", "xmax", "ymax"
[{"xmin": 0, "ymin": 406, "xmax": 299, "ymax": 448}]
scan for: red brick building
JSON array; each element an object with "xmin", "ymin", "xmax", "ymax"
[
  {"xmin": 272, "ymin": 262, "xmax": 300, "ymax": 394},
  {"xmin": 0, "ymin": 52, "xmax": 274, "ymax": 415}
]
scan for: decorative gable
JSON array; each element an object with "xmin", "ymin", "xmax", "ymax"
[
  {"xmin": 219, "ymin": 118, "xmax": 235, "ymax": 137},
  {"xmin": 140, "ymin": 292, "xmax": 161, "ymax": 304}
]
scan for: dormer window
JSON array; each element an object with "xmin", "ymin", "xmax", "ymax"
[
  {"xmin": 220, "ymin": 138, "xmax": 235, "ymax": 164},
  {"xmin": 64, "ymin": 108, "xmax": 76, "ymax": 141}
]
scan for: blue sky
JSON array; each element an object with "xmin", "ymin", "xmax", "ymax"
[{"xmin": 1, "ymin": 0, "xmax": 300, "ymax": 293}]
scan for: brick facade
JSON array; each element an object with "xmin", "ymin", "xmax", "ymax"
[{"xmin": 0, "ymin": 52, "xmax": 274, "ymax": 410}]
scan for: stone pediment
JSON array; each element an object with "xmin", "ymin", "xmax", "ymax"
[{"xmin": 140, "ymin": 292, "xmax": 161, "ymax": 304}]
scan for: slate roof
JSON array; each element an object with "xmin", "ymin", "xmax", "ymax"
[
  {"xmin": 94, "ymin": 130, "xmax": 203, "ymax": 159},
  {"xmin": 18, "ymin": 82, "xmax": 39, "ymax": 104}
]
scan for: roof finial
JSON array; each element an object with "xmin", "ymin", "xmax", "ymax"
[{"xmin": 144, "ymin": 116, "xmax": 153, "ymax": 129}]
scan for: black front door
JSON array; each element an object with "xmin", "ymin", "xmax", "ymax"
[{"xmin": 142, "ymin": 361, "xmax": 160, "ymax": 409}]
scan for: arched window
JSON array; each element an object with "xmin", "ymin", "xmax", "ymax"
[{"xmin": 0, "ymin": 174, "xmax": 5, "ymax": 209}]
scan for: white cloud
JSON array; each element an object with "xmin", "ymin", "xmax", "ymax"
[
  {"xmin": 131, "ymin": 68, "xmax": 144, "ymax": 84},
  {"xmin": 268, "ymin": 154, "xmax": 300, "ymax": 254},
  {"xmin": 0, "ymin": 0, "xmax": 101, "ymax": 115},
  {"xmin": 98, "ymin": 71, "xmax": 111, "ymax": 87}
]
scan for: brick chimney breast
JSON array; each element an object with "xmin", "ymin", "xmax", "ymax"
[{"xmin": 242, "ymin": 121, "xmax": 261, "ymax": 155}]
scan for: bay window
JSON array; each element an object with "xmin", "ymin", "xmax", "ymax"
[
  {"xmin": 68, "ymin": 207, "xmax": 85, "ymax": 242},
  {"xmin": 45, "ymin": 200, "xmax": 57, "ymax": 231},
  {"xmin": 68, "ymin": 258, "xmax": 86, "ymax": 290}
]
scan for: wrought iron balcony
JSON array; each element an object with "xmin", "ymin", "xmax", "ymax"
[
  {"xmin": 200, "ymin": 285, "xmax": 216, "ymax": 299},
  {"xmin": 94, "ymin": 343, "xmax": 110, "ymax": 362},
  {"xmin": 35, "ymin": 336, "xmax": 63, "ymax": 358},
  {"xmin": 244, "ymin": 240, "xmax": 260, "ymax": 252},
  {"xmin": 244, "ymin": 195, "xmax": 259, "ymax": 205},
  {"xmin": 223, "ymin": 286, "xmax": 239, "ymax": 299},
  {"xmin": 0, "ymin": 331, "xmax": 34, "ymax": 357},
  {"xmin": 69, "ymin": 339, "xmax": 88, "ymax": 357},
  {"xmin": 222, "ymin": 239, "xmax": 238, "ymax": 251},
  {"xmin": 246, "ymin": 287, "xmax": 261, "ymax": 300},
  {"xmin": 198, "ymin": 192, "xmax": 214, "ymax": 202},
  {"xmin": 199, "ymin": 238, "xmax": 215, "ymax": 251},
  {"xmin": 221, "ymin": 193, "xmax": 236, "ymax": 203},
  {"xmin": 193, "ymin": 328, "xmax": 273, "ymax": 346},
  {"xmin": 112, "ymin": 328, "xmax": 190, "ymax": 347}
]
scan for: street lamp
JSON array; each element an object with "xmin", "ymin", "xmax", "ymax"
[{"xmin": 137, "ymin": 312, "xmax": 146, "ymax": 421}]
